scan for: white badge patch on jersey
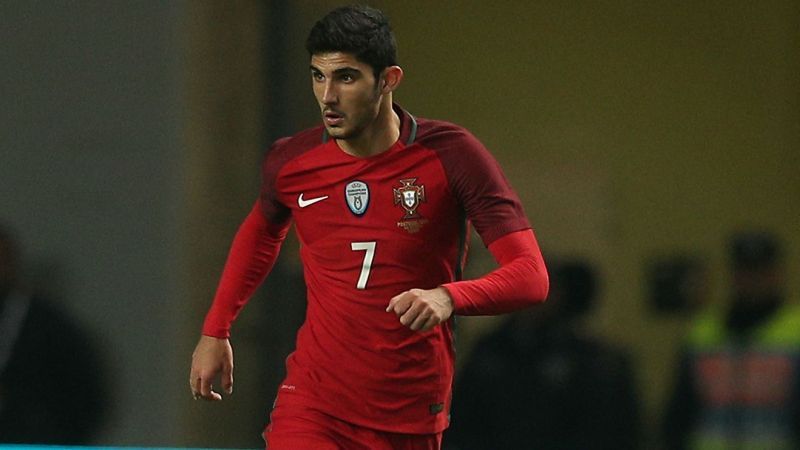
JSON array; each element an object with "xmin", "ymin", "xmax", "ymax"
[{"xmin": 345, "ymin": 180, "xmax": 370, "ymax": 216}]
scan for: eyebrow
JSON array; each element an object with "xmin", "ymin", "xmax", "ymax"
[{"xmin": 309, "ymin": 65, "xmax": 363, "ymax": 76}]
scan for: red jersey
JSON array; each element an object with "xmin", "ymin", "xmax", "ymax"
[{"xmin": 256, "ymin": 105, "xmax": 531, "ymax": 434}]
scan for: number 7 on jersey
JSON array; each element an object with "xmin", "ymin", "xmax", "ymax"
[{"xmin": 351, "ymin": 241, "xmax": 376, "ymax": 290}]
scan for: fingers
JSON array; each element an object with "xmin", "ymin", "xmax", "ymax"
[
  {"xmin": 407, "ymin": 305, "xmax": 431, "ymax": 330},
  {"xmin": 409, "ymin": 309, "xmax": 442, "ymax": 332},
  {"xmin": 386, "ymin": 290, "xmax": 413, "ymax": 314},
  {"xmin": 190, "ymin": 371, "xmax": 200, "ymax": 399},
  {"xmin": 199, "ymin": 375, "xmax": 223, "ymax": 401},
  {"xmin": 222, "ymin": 363, "xmax": 234, "ymax": 395},
  {"xmin": 387, "ymin": 289, "xmax": 448, "ymax": 332},
  {"xmin": 189, "ymin": 335, "xmax": 234, "ymax": 401},
  {"xmin": 189, "ymin": 373, "xmax": 222, "ymax": 401},
  {"xmin": 387, "ymin": 288, "xmax": 427, "ymax": 315}
]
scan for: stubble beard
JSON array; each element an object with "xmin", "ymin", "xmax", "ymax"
[{"xmin": 325, "ymin": 84, "xmax": 383, "ymax": 142}]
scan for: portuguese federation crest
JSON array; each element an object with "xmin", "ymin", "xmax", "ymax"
[{"xmin": 393, "ymin": 178, "xmax": 428, "ymax": 233}]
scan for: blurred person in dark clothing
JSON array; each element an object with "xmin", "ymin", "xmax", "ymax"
[
  {"xmin": 446, "ymin": 260, "xmax": 641, "ymax": 450},
  {"xmin": 0, "ymin": 224, "xmax": 109, "ymax": 444},
  {"xmin": 663, "ymin": 231, "xmax": 800, "ymax": 450}
]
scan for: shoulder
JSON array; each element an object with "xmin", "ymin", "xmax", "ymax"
[
  {"xmin": 777, "ymin": 303, "xmax": 800, "ymax": 322},
  {"xmin": 685, "ymin": 306, "xmax": 727, "ymax": 347},
  {"xmin": 413, "ymin": 118, "xmax": 500, "ymax": 176},
  {"xmin": 761, "ymin": 303, "xmax": 800, "ymax": 344},
  {"xmin": 414, "ymin": 118, "xmax": 486, "ymax": 153},
  {"xmin": 263, "ymin": 125, "xmax": 326, "ymax": 169}
]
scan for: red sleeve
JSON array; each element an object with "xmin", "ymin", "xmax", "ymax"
[
  {"xmin": 442, "ymin": 229, "xmax": 549, "ymax": 315},
  {"xmin": 201, "ymin": 201, "xmax": 291, "ymax": 338},
  {"xmin": 428, "ymin": 125, "xmax": 530, "ymax": 245}
]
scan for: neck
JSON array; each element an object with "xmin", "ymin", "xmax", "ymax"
[{"xmin": 337, "ymin": 96, "xmax": 400, "ymax": 158}]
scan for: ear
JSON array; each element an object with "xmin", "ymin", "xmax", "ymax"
[{"xmin": 380, "ymin": 66, "xmax": 403, "ymax": 93}]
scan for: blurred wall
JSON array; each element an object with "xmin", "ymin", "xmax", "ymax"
[
  {"xmin": 1, "ymin": 0, "xmax": 798, "ymax": 447},
  {"xmin": 180, "ymin": 2, "xmax": 271, "ymax": 448},
  {"xmin": 0, "ymin": 1, "xmax": 186, "ymax": 445}
]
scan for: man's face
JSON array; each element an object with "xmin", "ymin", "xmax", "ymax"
[{"xmin": 310, "ymin": 52, "xmax": 383, "ymax": 141}]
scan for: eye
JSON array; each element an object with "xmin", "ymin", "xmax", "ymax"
[
  {"xmin": 336, "ymin": 73, "xmax": 356, "ymax": 84},
  {"xmin": 312, "ymin": 71, "xmax": 324, "ymax": 82}
]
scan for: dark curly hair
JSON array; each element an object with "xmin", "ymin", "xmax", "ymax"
[{"xmin": 306, "ymin": 5, "xmax": 398, "ymax": 80}]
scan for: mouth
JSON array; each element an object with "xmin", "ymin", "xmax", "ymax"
[{"xmin": 323, "ymin": 109, "xmax": 345, "ymax": 127}]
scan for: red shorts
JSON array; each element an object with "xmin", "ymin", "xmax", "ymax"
[{"xmin": 263, "ymin": 399, "xmax": 442, "ymax": 450}]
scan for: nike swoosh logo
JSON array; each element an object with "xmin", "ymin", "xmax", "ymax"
[{"xmin": 298, "ymin": 193, "xmax": 329, "ymax": 208}]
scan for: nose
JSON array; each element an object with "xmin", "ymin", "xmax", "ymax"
[{"xmin": 322, "ymin": 80, "xmax": 337, "ymax": 105}]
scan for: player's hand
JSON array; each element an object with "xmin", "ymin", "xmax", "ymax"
[
  {"xmin": 386, "ymin": 287, "xmax": 454, "ymax": 332},
  {"xmin": 190, "ymin": 335, "xmax": 234, "ymax": 401}
]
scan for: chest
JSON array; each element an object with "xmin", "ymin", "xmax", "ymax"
[{"xmin": 276, "ymin": 145, "xmax": 460, "ymax": 246}]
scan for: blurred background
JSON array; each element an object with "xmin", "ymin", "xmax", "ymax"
[{"xmin": 0, "ymin": 0, "xmax": 797, "ymax": 448}]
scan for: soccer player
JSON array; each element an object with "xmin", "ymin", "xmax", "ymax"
[{"xmin": 189, "ymin": 5, "xmax": 549, "ymax": 450}]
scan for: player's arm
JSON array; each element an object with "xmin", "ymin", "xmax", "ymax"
[
  {"xmin": 443, "ymin": 228, "xmax": 548, "ymax": 315},
  {"xmin": 190, "ymin": 201, "xmax": 290, "ymax": 401},
  {"xmin": 442, "ymin": 128, "xmax": 549, "ymax": 315},
  {"xmin": 387, "ymin": 229, "xmax": 547, "ymax": 330}
]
